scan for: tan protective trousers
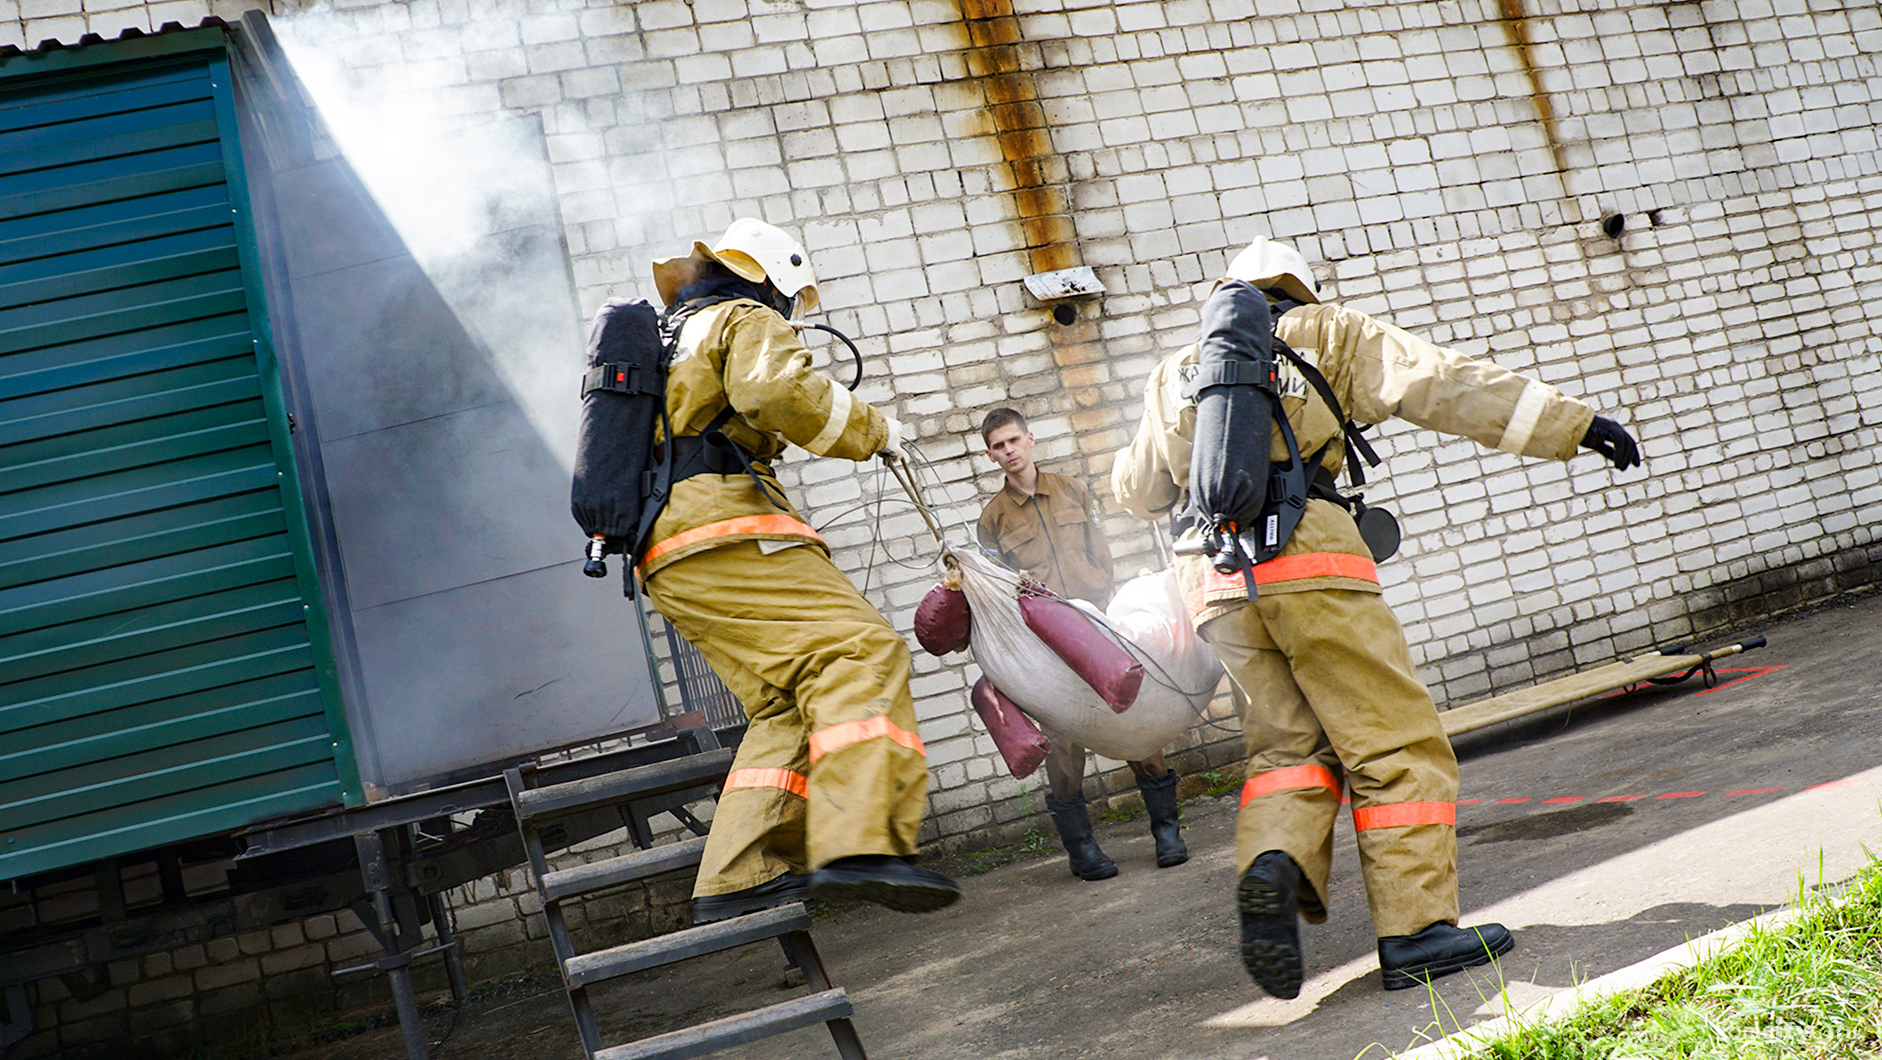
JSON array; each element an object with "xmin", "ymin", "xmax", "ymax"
[
  {"xmin": 644, "ymin": 542, "xmax": 930, "ymax": 898},
  {"xmin": 1199, "ymin": 587, "xmax": 1460, "ymax": 938}
]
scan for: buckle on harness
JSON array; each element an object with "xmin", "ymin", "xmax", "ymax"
[
  {"xmin": 583, "ymin": 362, "xmax": 658, "ymax": 397},
  {"xmin": 1181, "ymin": 359, "xmax": 1280, "ymax": 401}
]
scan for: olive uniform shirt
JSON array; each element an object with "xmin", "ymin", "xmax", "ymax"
[{"xmin": 976, "ymin": 470, "xmax": 1116, "ymax": 607}]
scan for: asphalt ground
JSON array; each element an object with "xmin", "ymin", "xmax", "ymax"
[{"xmin": 279, "ymin": 586, "xmax": 1882, "ymax": 1060}]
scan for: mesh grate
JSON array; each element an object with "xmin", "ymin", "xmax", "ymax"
[{"xmin": 658, "ymin": 618, "xmax": 745, "ymax": 731}]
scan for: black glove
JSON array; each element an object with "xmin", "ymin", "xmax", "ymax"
[{"xmin": 1580, "ymin": 416, "xmax": 1640, "ymax": 471}]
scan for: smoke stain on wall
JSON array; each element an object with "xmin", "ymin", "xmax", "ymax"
[{"xmin": 947, "ymin": 0, "xmax": 1078, "ymax": 278}]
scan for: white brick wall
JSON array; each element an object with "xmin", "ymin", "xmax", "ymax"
[{"xmin": 8, "ymin": 0, "xmax": 1882, "ymax": 1021}]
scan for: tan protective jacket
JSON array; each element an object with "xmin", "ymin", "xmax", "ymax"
[
  {"xmin": 976, "ymin": 470, "xmax": 1116, "ymax": 606},
  {"xmin": 1113, "ymin": 298, "xmax": 1595, "ymax": 621},
  {"xmin": 639, "ymin": 298, "xmax": 890, "ymax": 577}
]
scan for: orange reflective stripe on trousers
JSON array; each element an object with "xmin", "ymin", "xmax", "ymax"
[
  {"xmin": 1240, "ymin": 763, "xmax": 1342, "ymax": 807},
  {"xmin": 1352, "ymin": 801, "xmax": 1455, "ymax": 830},
  {"xmin": 808, "ymin": 715, "xmax": 925, "ymax": 764},
  {"xmin": 640, "ymin": 514, "xmax": 824, "ymax": 568},
  {"xmin": 724, "ymin": 767, "xmax": 809, "ymax": 798}
]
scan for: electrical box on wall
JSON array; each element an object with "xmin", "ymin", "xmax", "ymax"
[{"xmin": 1022, "ymin": 265, "xmax": 1104, "ymax": 301}]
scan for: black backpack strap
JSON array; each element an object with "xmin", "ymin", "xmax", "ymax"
[
  {"xmin": 666, "ymin": 296, "xmax": 791, "ymax": 512},
  {"xmin": 631, "ymin": 297, "xmax": 790, "ymax": 566},
  {"xmin": 1183, "ymin": 357, "xmax": 1276, "ymax": 398},
  {"xmin": 1272, "ymin": 342, "xmax": 1381, "ymax": 488},
  {"xmin": 1305, "ymin": 459, "xmax": 1352, "ymax": 508},
  {"xmin": 673, "ymin": 404, "xmax": 790, "ymax": 511},
  {"xmin": 582, "ymin": 361, "xmax": 662, "ymax": 398},
  {"xmin": 628, "ymin": 298, "xmax": 717, "ymax": 563}
]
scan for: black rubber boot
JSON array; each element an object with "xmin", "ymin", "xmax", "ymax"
[
  {"xmin": 1136, "ymin": 771, "xmax": 1189, "ymax": 868},
  {"xmin": 1045, "ymin": 794, "xmax": 1118, "ymax": 881},
  {"xmin": 691, "ymin": 873, "xmax": 808, "ymax": 925},
  {"xmin": 806, "ymin": 855, "xmax": 961, "ymax": 913},
  {"xmin": 1238, "ymin": 850, "xmax": 1304, "ymax": 999},
  {"xmin": 1378, "ymin": 922, "xmax": 1515, "ymax": 990}
]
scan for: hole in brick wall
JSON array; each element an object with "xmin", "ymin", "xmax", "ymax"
[
  {"xmin": 1647, "ymin": 208, "xmax": 1665, "ymax": 227},
  {"xmin": 1602, "ymin": 213, "xmax": 1627, "ymax": 238},
  {"xmin": 1052, "ymin": 303, "xmax": 1078, "ymax": 326}
]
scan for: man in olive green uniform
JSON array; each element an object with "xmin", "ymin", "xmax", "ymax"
[
  {"xmin": 976, "ymin": 408, "xmax": 1188, "ymax": 879},
  {"xmin": 642, "ymin": 218, "xmax": 958, "ymax": 921},
  {"xmin": 1113, "ymin": 237, "xmax": 1640, "ymax": 997}
]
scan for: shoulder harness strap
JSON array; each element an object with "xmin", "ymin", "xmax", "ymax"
[
  {"xmin": 632, "ymin": 297, "xmax": 791, "ymax": 565},
  {"xmin": 1271, "ymin": 341, "xmax": 1381, "ymax": 488}
]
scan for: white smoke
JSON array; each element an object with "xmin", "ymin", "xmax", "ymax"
[{"xmin": 271, "ymin": 7, "xmax": 623, "ymax": 470}]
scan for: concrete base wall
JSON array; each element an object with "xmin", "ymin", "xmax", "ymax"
[{"xmin": 1, "ymin": 853, "xmax": 696, "ymax": 1059}]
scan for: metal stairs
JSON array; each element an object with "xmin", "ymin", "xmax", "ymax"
[{"xmin": 504, "ymin": 741, "xmax": 866, "ymax": 1060}]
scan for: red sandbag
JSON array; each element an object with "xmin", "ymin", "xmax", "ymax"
[
  {"xmin": 1018, "ymin": 594, "xmax": 1143, "ymax": 713},
  {"xmin": 914, "ymin": 581, "xmax": 971, "ymax": 656},
  {"xmin": 971, "ymin": 677, "xmax": 1050, "ymax": 779}
]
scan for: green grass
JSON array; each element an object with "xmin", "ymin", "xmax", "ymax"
[
  {"xmin": 929, "ymin": 827, "xmax": 1061, "ymax": 878},
  {"xmin": 1197, "ymin": 769, "xmax": 1243, "ymax": 799},
  {"xmin": 1428, "ymin": 859, "xmax": 1882, "ymax": 1059}
]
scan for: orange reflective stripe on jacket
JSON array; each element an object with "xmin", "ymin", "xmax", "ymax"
[
  {"xmin": 1188, "ymin": 551, "xmax": 1380, "ymax": 616},
  {"xmin": 808, "ymin": 715, "xmax": 925, "ymax": 764},
  {"xmin": 1352, "ymin": 800, "xmax": 1455, "ymax": 831},
  {"xmin": 1240, "ymin": 763, "xmax": 1342, "ymax": 807},
  {"xmin": 641, "ymin": 514, "xmax": 824, "ymax": 568},
  {"xmin": 723, "ymin": 766, "xmax": 809, "ymax": 798}
]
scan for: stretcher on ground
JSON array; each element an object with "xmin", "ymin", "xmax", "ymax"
[{"xmin": 1439, "ymin": 635, "xmax": 1768, "ymax": 738}]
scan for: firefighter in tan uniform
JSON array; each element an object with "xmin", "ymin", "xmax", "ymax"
[
  {"xmin": 976, "ymin": 407, "xmax": 1188, "ymax": 879},
  {"xmin": 1113, "ymin": 237, "xmax": 1640, "ymax": 997},
  {"xmin": 642, "ymin": 218, "xmax": 959, "ymax": 921}
]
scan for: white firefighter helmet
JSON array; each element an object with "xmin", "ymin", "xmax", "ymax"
[
  {"xmin": 1224, "ymin": 237, "xmax": 1318, "ymax": 305},
  {"xmin": 652, "ymin": 217, "xmax": 820, "ymax": 316}
]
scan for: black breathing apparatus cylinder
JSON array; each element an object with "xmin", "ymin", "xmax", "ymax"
[
  {"xmin": 569, "ymin": 298, "xmax": 675, "ymax": 593},
  {"xmin": 569, "ymin": 293, "xmax": 865, "ymax": 596},
  {"xmin": 1185, "ymin": 280, "xmax": 1310, "ymax": 598},
  {"xmin": 1184, "ymin": 283, "xmax": 1396, "ymax": 598}
]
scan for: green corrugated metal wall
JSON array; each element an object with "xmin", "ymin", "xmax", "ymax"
[{"xmin": 1, "ymin": 45, "xmax": 350, "ymax": 880}]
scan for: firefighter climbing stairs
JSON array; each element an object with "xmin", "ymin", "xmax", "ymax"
[{"xmin": 504, "ymin": 743, "xmax": 867, "ymax": 1060}]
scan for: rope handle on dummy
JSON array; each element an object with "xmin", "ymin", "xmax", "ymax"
[{"xmin": 883, "ymin": 454, "xmax": 947, "ymax": 546}]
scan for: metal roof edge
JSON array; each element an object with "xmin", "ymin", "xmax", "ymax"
[{"xmin": 0, "ymin": 18, "xmax": 232, "ymax": 76}]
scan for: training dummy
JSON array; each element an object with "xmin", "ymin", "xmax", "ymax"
[
  {"xmin": 1112, "ymin": 236, "xmax": 1641, "ymax": 997},
  {"xmin": 638, "ymin": 218, "xmax": 958, "ymax": 922}
]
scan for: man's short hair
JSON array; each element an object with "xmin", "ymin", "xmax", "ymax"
[{"xmin": 980, "ymin": 408, "xmax": 1027, "ymax": 445}]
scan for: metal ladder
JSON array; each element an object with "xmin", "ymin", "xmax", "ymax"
[{"xmin": 504, "ymin": 744, "xmax": 866, "ymax": 1060}]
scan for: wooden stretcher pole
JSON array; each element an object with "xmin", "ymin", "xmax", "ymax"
[{"xmin": 1699, "ymin": 635, "xmax": 1766, "ymax": 661}]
